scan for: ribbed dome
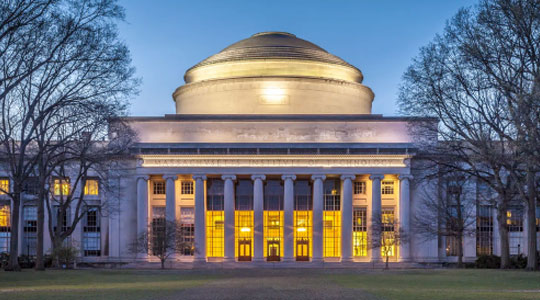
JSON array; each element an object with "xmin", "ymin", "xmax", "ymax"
[
  {"xmin": 192, "ymin": 32, "xmax": 356, "ymax": 69},
  {"xmin": 184, "ymin": 32, "xmax": 364, "ymax": 84}
]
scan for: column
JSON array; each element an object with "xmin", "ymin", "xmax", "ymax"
[
  {"xmin": 340, "ymin": 174, "xmax": 355, "ymax": 262},
  {"xmin": 282, "ymin": 175, "xmax": 296, "ymax": 262},
  {"xmin": 100, "ymin": 210, "xmax": 109, "ymax": 257},
  {"xmin": 399, "ymin": 174, "xmax": 413, "ymax": 262},
  {"xmin": 164, "ymin": 175, "xmax": 178, "ymax": 222},
  {"xmin": 370, "ymin": 174, "xmax": 384, "ymax": 262},
  {"xmin": 252, "ymin": 175, "xmax": 265, "ymax": 262},
  {"xmin": 311, "ymin": 174, "xmax": 326, "ymax": 262},
  {"xmin": 136, "ymin": 175, "xmax": 150, "ymax": 259},
  {"xmin": 193, "ymin": 175, "xmax": 207, "ymax": 263},
  {"xmin": 222, "ymin": 175, "xmax": 236, "ymax": 262}
]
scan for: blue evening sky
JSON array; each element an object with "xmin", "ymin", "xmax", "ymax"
[{"xmin": 117, "ymin": 0, "xmax": 477, "ymax": 117}]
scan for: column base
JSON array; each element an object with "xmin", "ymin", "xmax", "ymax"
[
  {"xmin": 223, "ymin": 257, "xmax": 235, "ymax": 263},
  {"xmin": 282, "ymin": 257, "xmax": 295, "ymax": 262},
  {"xmin": 341, "ymin": 257, "xmax": 354, "ymax": 263},
  {"xmin": 311, "ymin": 257, "xmax": 323, "ymax": 263},
  {"xmin": 253, "ymin": 257, "xmax": 265, "ymax": 263},
  {"xmin": 193, "ymin": 257, "xmax": 207, "ymax": 263}
]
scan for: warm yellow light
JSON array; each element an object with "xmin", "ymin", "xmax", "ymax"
[
  {"xmin": 297, "ymin": 227, "xmax": 307, "ymax": 232},
  {"xmin": 260, "ymin": 87, "xmax": 288, "ymax": 104},
  {"xmin": 240, "ymin": 227, "xmax": 251, "ymax": 233}
]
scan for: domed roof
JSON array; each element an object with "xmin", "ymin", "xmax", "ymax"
[
  {"xmin": 192, "ymin": 32, "xmax": 356, "ymax": 69},
  {"xmin": 184, "ymin": 32, "xmax": 364, "ymax": 84}
]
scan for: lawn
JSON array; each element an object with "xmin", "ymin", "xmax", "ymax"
[{"xmin": 0, "ymin": 268, "xmax": 539, "ymax": 300}]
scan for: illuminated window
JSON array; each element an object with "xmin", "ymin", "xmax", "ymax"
[
  {"xmin": 507, "ymin": 206, "xmax": 523, "ymax": 255},
  {"xmin": 353, "ymin": 207, "xmax": 368, "ymax": 257},
  {"xmin": 476, "ymin": 205, "xmax": 493, "ymax": 256},
  {"xmin": 381, "ymin": 181, "xmax": 394, "ymax": 195},
  {"xmin": 0, "ymin": 205, "xmax": 10, "ymax": 253},
  {"xmin": 181, "ymin": 181, "xmax": 194, "ymax": 195},
  {"xmin": 323, "ymin": 180, "xmax": 341, "ymax": 258},
  {"xmin": 0, "ymin": 179, "xmax": 9, "ymax": 194},
  {"xmin": 381, "ymin": 208, "xmax": 395, "ymax": 257},
  {"xmin": 153, "ymin": 181, "xmax": 165, "ymax": 195},
  {"xmin": 83, "ymin": 206, "xmax": 100, "ymax": 256},
  {"xmin": 206, "ymin": 179, "xmax": 224, "ymax": 257},
  {"xmin": 235, "ymin": 211, "xmax": 253, "ymax": 260},
  {"xmin": 23, "ymin": 206, "xmax": 37, "ymax": 255},
  {"xmin": 294, "ymin": 180, "xmax": 312, "ymax": 260},
  {"xmin": 53, "ymin": 178, "xmax": 70, "ymax": 196},
  {"xmin": 84, "ymin": 179, "xmax": 99, "ymax": 195},
  {"xmin": 151, "ymin": 206, "xmax": 166, "ymax": 256},
  {"xmin": 353, "ymin": 181, "xmax": 366, "ymax": 195},
  {"xmin": 180, "ymin": 207, "xmax": 195, "ymax": 255},
  {"xmin": 264, "ymin": 180, "xmax": 284, "ymax": 261}
]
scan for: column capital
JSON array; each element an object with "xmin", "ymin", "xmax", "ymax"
[
  {"xmin": 281, "ymin": 174, "xmax": 297, "ymax": 181},
  {"xmin": 399, "ymin": 174, "xmax": 414, "ymax": 181},
  {"xmin": 251, "ymin": 174, "xmax": 266, "ymax": 181},
  {"xmin": 340, "ymin": 174, "xmax": 356, "ymax": 181},
  {"xmin": 310, "ymin": 174, "xmax": 326, "ymax": 181},
  {"xmin": 369, "ymin": 174, "xmax": 385, "ymax": 181},
  {"xmin": 221, "ymin": 174, "xmax": 237, "ymax": 181},
  {"xmin": 162, "ymin": 174, "xmax": 178, "ymax": 181},
  {"xmin": 192, "ymin": 174, "xmax": 207, "ymax": 181},
  {"xmin": 136, "ymin": 175, "xmax": 150, "ymax": 182}
]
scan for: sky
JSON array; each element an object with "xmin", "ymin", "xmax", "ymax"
[{"xmin": 117, "ymin": 0, "xmax": 478, "ymax": 117}]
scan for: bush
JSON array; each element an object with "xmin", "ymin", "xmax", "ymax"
[
  {"xmin": 0, "ymin": 252, "xmax": 8, "ymax": 269},
  {"xmin": 18, "ymin": 255, "xmax": 36, "ymax": 268},
  {"xmin": 509, "ymin": 254, "xmax": 527, "ymax": 269},
  {"xmin": 475, "ymin": 255, "xmax": 501, "ymax": 269},
  {"xmin": 51, "ymin": 245, "xmax": 79, "ymax": 269}
]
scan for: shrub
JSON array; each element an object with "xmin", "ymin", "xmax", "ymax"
[
  {"xmin": 475, "ymin": 255, "xmax": 501, "ymax": 269},
  {"xmin": 51, "ymin": 245, "xmax": 79, "ymax": 269},
  {"xmin": 509, "ymin": 254, "xmax": 527, "ymax": 269},
  {"xmin": 18, "ymin": 255, "xmax": 36, "ymax": 268},
  {"xmin": 0, "ymin": 252, "xmax": 8, "ymax": 269}
]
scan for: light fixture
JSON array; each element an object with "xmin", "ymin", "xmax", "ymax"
[
  {"xmin": 260, "ymin": 87, "xmax": 288, "ymax": 104},
  {"xmin": 297, "ymin": 227, "xmax": 307, "ymax": 232},
  {"xmin": 240, "ymin": 227, "xmax": 251, "ymax": 232}
]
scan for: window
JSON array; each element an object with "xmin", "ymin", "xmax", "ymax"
[
  {"xmin": 181, "ymin": 181, "xmax": 194, "ymax": 195},
  {"xmin": 153, "ymin": 181, "xmax": 166, "ymax": 195},
  {"xmin": 536, "ymin": 207, "xmax": 540, "ymax": 232},
  {"xmin": 206, "ymin": 179, "xmax": 224, "ymax": 257},
  {"xmin": 446, "ymin": 236, "xmax": 461, "ymax": 256},
  {"xmin": 53, "ymin": 206, "xmax": 70, "ymax": 233},
  {"xmin": 83, "ymin": 206, "xmax": 101, "ymax": 256},
  {"xmin": 84, "ymin": 179, "xmax": 99, "ymax": 196},
  {"xmin": 23, "ymin": 177, "xmax": 39, "ymax": 195},
  {"xmin": 353, "ymin": 207, "xmax": 367, "ymax": 257},
  {"xmin": 381, "ymin": 208, "xmax": 395, "ymax": 257},
  {"xmin": 381, "ymin": 181, "xmax": 394, "ymax": 195},
  {"xmin": 353, "ymin": 181, "xmax": 366, "ymax": 195},
  {"xmin": 507, "ymin": 206, "xmax": 524, "ymax": 255},
  {"xmin": 53, "ymin": 178, "xmax": 70, "ymax": 196},
  {"xmin": 263, "ymin": 180, "xmax": 284, "ymax": 260},
  {"xmin": 323, "ymin": 181, "xmax": 341, "ymax": 258},
  {"xmin": 23, "ymin": 206, "xmax": 37, "ymax": 255},
  {"xmin": 0, "ymin": 204, "xmax": 10, "ymax": 253},
  {"xmin": 476, "ymin": 205, "xmax": 493, "ymax": 256},
  {"xmin": 180, "ymin": 207, "xmax": 194, "ymax": 256},
  {"xmin": 151, "ymin": 206, "xmax": 166, "ymax": 256},
  {"xmin": 0, "ymin": 178, "xmax": 9, "ymax": 194}
]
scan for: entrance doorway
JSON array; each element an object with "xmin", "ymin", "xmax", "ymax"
[
  {"xmin": 296, "ymin": 238, "xmax": 309, "ymax": 261},
  {"xmin": 267, "ymin": 240, "xmax": 280, "ymax": 261},
  {"xmin": 238, "ymin": 239, "xmax": 252, "ymax": 261}
]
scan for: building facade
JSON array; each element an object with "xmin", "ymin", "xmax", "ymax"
[{"xmin": 0, "ymin": 32, "xmax": 538, "ymax": 266}]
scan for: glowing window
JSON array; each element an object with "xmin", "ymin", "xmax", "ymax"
[
  {"xmin": 84, "ymin": 179, "xmax": 99, "ymax": 195},
  {"xmin": 235, "ymin": 211, "xmax": 253, "ymax": 259},
  {"xmin": 180, "ymin": 207, "xmax": 195, "ymax": 256},
  {"xmin": 0, "ymin": 204, "xmax": 10, "ymax": 253},
  {"xmin": 353, "ymin": 181, "xmax": 366, "ymax": 195},
  {"xmin": 353, "ymin": 207, "xmax": 368, "ymax": 257},
  {"xmin": 206, "ymin": 180, "xmax": 225, "ymax": 258},
  {"xmin": 181, "ymin": 181, "xmax": 194, "ymax": 195},
  {"xmin": 381, "ymin": 181, "xmax": 394, "ymax": 195},
  {"xmin": 264, "ymin": 211, "xmax": 283, "ymax": 259},
  {"xmin": 381, "ymin": 208, "xmax": 396, "ymax": 257},
  {"xmin": 53, "ymin": 178, "xmax": 70, "ymax": 196},
  {"xmin": 152, "ymin": 181, "xmax": 165, "ymax": 195},
  {"xmin": 323, "ymin": 192, "xmax": 341, "ymax": 258},
  {"xmin": 0, "ymin": 179, "xmax": 9, "ymax": 194},
  {"xmin": 293, "ymin": 210, "xmax": 312, "ymax": 259}
]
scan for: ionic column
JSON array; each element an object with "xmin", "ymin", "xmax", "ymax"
[
  {"xmin": 164, "ymin": 175, "xmax": 178, "ymax": 223},
  {"xmin": 193, "ymin": 175, "xmax": 207, "ymax": 263},
  {"xmin": 282, "ymin": 174, "xmax": 296, "ymax": 262},
  {"xmin": 370, "ymin": 174, "xmax": 384, "ymax": 262},
  {"xmin": 341, "ymin": 174, "xmax": 355, "ymax": 262},
  {"xmin": 136, "ymin": 175, "xmax": 150, "ymax": 259},
  {"xmin": 222, "ymin": 175, "xmax": 236, "ymax": 262},
  {"xmin": 399, "ymin": 174, "xmax": 413, "ymax": 262},
  {"xmin": 311, "ymin": 174, "xmax": 326, "ymax": 262},
  {"xmin": 252, "ymin": 175, "xmax": 266, "ymax": 262}
]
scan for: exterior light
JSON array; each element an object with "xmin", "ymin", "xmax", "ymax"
[
  {"xmin": 240, "ymin": 227, "xmax": 251, "ymax": 232},
  {"xmin": 297, "ymin": 227, "xmax": 307, "ymax": 232},
  {"xmin": 260, "ymin": 87, "xmax": 288, "ymax": 104}
]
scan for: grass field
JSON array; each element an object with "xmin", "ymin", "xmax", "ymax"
[{"xmin": 1, "ymin": 268, "xmax": 539, "ymax": 300}]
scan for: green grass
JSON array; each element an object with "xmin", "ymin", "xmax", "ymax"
[{"xmin": 0, "ymin": 268, "xmax": 539, "ymax": 299}]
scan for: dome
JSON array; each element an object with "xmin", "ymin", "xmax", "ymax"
[
  {"xmin": 184, "ymin": 32, "xmax": 364, "ymax": 84},
  {"xmin": 174, "ymin": 32, "xmax": 374, "ymax": 115}
]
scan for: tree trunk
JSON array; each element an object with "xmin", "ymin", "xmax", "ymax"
[
  {"xmin": 161, "ymin": 258, "xmax": 165, "ymax": 269},
  {"xmin": 35, "ymin": 192, "xmax": 45, "ymax": 271},
  {"xmin": 497, "ymin": 207, "xmax": 510, "ymax": 269},
  {"xmin": 525, "ymin": 170, "xmax": 537, "ymax": 271},
  {"xmin": 6, "ymin": 190, "xmax": 21, "ymax": 271},
  {"xmin": 457, "ymin": 234, "xmax": 463, "ymax": 268}
]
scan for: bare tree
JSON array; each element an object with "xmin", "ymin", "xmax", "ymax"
[
  {"xmin": 369, "ymin": 213, "xmax": 408, "ymax": 270},
  {"xmin": 0, "ymin": 0, "xmax": 137, "ymax": 270},
  {"xmin": 398, "ymin": 0, "xmax": 539, "ymax": 269},
  {"xmin": 130, "ymin": 220, "xmax": 193, "ymax": 269}
]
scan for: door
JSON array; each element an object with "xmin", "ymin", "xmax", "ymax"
[
  {"xmin": 267, "ymin": 240, "xmax": 280, "ymax": 262},
  {"xmin": 238, "ymin": 239, "xmax": 252, "ymax": 261},
  {"xmin": 296, "ymin": 239, "xmax": 309, "ymax": 261}
]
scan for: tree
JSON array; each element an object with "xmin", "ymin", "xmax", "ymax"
[
  {"xmin": 0, "ymin": 0, "xmax": 137, "ymax": 271},
  {"xmin": 414, "ymin": 169, "xmax": 477, "ymax": 267},
  {"xmin": 398, "ymin": 0, "xmax": 540, "ymax": 269},
  {"xmin": 130, "ymin": 220, "xmax": 193, "ymax": 269},
  {"xmin": 369, "ymin": 213, "xmax": 408, "ymax": 270}
]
